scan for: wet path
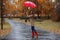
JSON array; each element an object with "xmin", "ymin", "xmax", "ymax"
[{"xmin": 1, "ymin": 19, "xmax": 60, "ymax": 40}]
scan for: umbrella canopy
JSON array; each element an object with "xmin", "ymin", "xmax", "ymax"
[{"xmin": 23, "ymin": 1, "xmax": 37, "ymax": 8}]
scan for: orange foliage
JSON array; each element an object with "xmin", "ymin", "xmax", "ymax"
[
  {"xmin": 37, "ymin": 0, "xmax": 49, "ymax": 4},
  {"xmin": 4, "ymin": 0, "xmax": 26, "ymax": 16},
  {"xmin": 37, "ymin": 0, "xmax": 44, "ymax": 4},
  {"xmin": 40, "ymin": 10, "xmax": 45, "ymax": 16},
  {"xmin": 17, "ymin": 12, "xmax": 23, "ymax": 16}
]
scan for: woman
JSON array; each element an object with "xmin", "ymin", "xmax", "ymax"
[{"xmin": 30, "ymin": 13, "xmax": 38, "ymax": 39}]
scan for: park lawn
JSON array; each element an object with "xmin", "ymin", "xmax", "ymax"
[
  {"xmin": 0, "ymin": 22, "xmax": 11, "ymax": 38},
  {"xmin": 35, "ymin": 20, "xmax": 60, "ymax": 34}
]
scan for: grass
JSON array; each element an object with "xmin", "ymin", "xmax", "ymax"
[
  {"xmin": 35, "ymin": 20, "xmax": 60, "ymax": 34},
  {"xmin": 0, "ymin": 22, "xmax": 11, "ymax": 38}
]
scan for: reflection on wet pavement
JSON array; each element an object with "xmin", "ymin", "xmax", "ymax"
[{"xmin": 1, "ymin": 19, "xmax": 60, "ymax": 40}]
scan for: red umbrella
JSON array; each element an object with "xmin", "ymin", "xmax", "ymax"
[{"xmin": 23, "ymin": 1, "xmax": 37, "ymax": 8}]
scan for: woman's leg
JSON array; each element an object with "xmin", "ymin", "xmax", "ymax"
[
  {"xmin": 35, "ymin": 30, "xmax": 38, "ymax": 39},
  {"xmin": 32, "ymin": 31, "xmax": 34, "ymax": 38}
]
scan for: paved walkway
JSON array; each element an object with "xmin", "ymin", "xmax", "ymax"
[{"xmin": 1, "ymin": 19, "xmax": 60, "ymax": 40}]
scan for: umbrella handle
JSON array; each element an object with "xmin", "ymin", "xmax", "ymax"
[{"xmin": 28, "ymin": 7, "xmax": 30, "ymax": 10}]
